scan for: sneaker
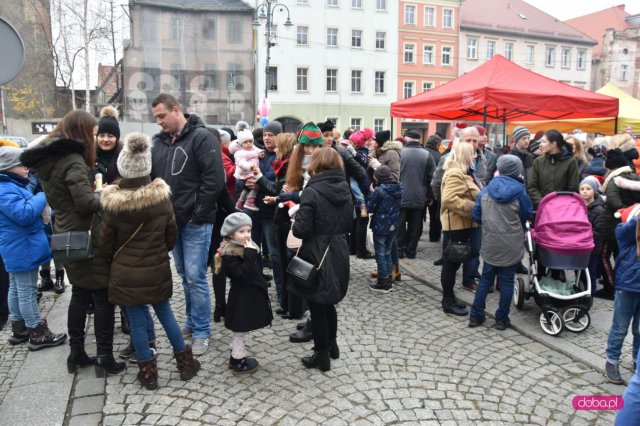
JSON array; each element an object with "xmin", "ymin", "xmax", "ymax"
[
  {"xmin": 494, "ymin": 319, "xmax": 510, "ymax": 331},
  {"xmin": 181, "ymin": 326, "xmax": 193, "ymax": 339},
  {"xmin": 8, "ymin": 320, "xmax": 29, "ymax": 345},
  {"xmin": 369, "ymin": 277, "xmax": 391, "ymax": 294},
  {"xmin": 232, "ymin": 357, "xmax": 259, "ymax": 376},
  {"xmin": 468, "ymin": 316, "xmax": 485, "ymax": 328},
  {"xmin": 27, "ymin": 320, "xmax": 67, "ymax": 351},
  {"xmin": 244, "ymin": 196, "xmax": 260, "ymax": 212},
  {"xmin": 463, "ymin": 283, "xmax": 477, "ymax": 293},
  {"xmin": 605, "ymin": 362, "xmax": 624, "ymax": 385},
  {"xmin": 192, "ymin": 338, "xmax": 209, "ymax": 356},
  {"xmin": 129, "ymin": 347, "xmax": 156, "ymax": 364}
]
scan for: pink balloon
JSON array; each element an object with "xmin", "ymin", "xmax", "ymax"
[{"xmin": 258, "ymin": 98, "xmax": 272, "ymax": 117}]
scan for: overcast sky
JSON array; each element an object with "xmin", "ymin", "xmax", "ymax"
[{"xmin": 524, "ymin": 0, "xmax": 639, "ymax": 20}]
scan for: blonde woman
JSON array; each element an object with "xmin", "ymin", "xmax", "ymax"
[
  {"xmin": 565, "ymin": 135, "xmax": 588, "ymax": 177},
  {"xmin": 609, "ymin": 133, "xmax": 639, "ymax": 170},
  {"xmin": 440, "ymin": 142, "xmax": 481, "ymax": 316}
]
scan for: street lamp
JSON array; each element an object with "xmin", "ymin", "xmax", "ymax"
[{"xmin": 252, "ymin": 0, "xmax": 293, "ymax": 100}]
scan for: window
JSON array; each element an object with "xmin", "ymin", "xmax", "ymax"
[
  {"xmin": 376, "ymin": 0, "xmax": 386, "ymax": 11},
  {"xmin": 327, "ymin": 0, "xmax": 338, "ymax": 6},
  {"xmin": 375, "ymin": 31, "xmax": 386, "ymax": 49},
  {"xmin": 403, "ymin": 81, "xmax": 415, "ymax": 99},
  {"xmin": 327, "ymin": 28, "xmax": 338, "ymax": 47},
  {"xmin": 203, "ymin": 65, "xmax": 218, "ymax": 90},
  {"xmin": 326, "ymin": 117, "xmax": 339, "ymax": 129},
  {"xmin": 486, "ymin": 41, "xmax": 495, "ymax": 59},
  {"xmin": 351, "ymin": 30, "xmax": 362, "ymax": 48},
  {"xmin": 267, "ymin": 66, "xmax": 278, "ymax": 91},
  {"xmin": 351, "ymin": 70, "xmax": 362, "ymax": 93},
  {"xmin": 142, "ymin": 18, "xmax": 157, "ymax": 41},
  {"xmin": 443, "ymin": 9, "xmax": 453, "ymax": 28},
  {"xmin": 296, "ymin": 67, "xmax": 308, "ymax": 91},
  {"xmin": 170, "ymin": 64, "xmax": 184, "ymax": 90},
  {"xmin": 441, "ymin": 46, "xmax": 452, "ymax": 66},
  {"xmin": 545, "ymin": 46, "xmax": 555, "ymax": 67},
  {"xmin": 227, "ymin": 19, "xmax": 242, "ymax": 43},
  {"xmin": 467, "ymin": 38, "xmax": 478, "ymax": 59},
  {"xmin": 404, "ymin": 43, "xmax": 415, "ymax": 63},
  {"xmin": 577, "ymin": 50, "xmax": 586, "ymax": 70},
  {"xmin": 404, "ymin": 4, "xmax": 416, "ymax": 25},
  {"xmin": 350, "ymin": 118, "xmax": 362, "ymax": 130},
  {"xmin": 374, "ymin": 71, "xmax": 385, "ymax": 93},
  {"xmin": 228, "ymin": 63, "xmax": 243, "ymax": 88},
  {"xmin": 203, "ymin": 19, "xmax": 216, "ymax": 40},
  {"xmin": 326, "ymin": 68, "xmax": 337, "ymax": 92},
  {"xmin": 561, "ymin": 48, "xmax": 571, "ymax": 68},
  {"xmin": 423, "ymin": 45, "xmax": 434, "ymax": 65},
  {"xmin": 297, "ymin": 26, "xmax": 308, "ymax": 45},
  {"xmin": 424, "ymin": 7, "xmax": 435, "ymax": 26},
  {"xmin": 374, "ymin": 119, "xmax": 385, "ymax": 132},
  {"xmin": 170, "ymin": 18, "xmax": 184, "ymax": 39},
  {"xmin": 621, "ymin": 64, "xmax": 629, "ymax": 81},
  {"xmin": 422, "ymin": 81, "xmax": 434, "ymax": 92},
  {"xmin": 352, "ymin": 0, "xmax": 362, "ymax": 8},
  {"xmin": 525, "ymin": 45, "xmax": 534, "ymax": 64},
  {"xmin": 504, "ymin": 42, "xmax": 513, "ymax": 60}
]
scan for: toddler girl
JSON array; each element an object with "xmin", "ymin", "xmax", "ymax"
[{"xmin": 231, "ymin": 130, "xmax": 263, "ymax": 212}]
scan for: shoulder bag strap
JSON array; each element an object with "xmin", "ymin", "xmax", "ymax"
[{"xmin": 113, "ymin": 223, "xmax": 144, "ymax": 260}]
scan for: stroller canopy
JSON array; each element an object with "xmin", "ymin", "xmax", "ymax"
[{"xmin": 533, "ymin": 192, "xmax": 594, "ymax": 255}]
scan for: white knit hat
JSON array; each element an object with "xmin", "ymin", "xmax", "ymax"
[
  {"xmin": 117, "ymin": 132, "xmax": 152, "ymax": 179},
  {"xmin": 236, "ymin": 129, "xmax": 254, "ymax": 145}
]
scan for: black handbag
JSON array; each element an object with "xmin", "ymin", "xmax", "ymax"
[
  {"xmin": 50, "ymin": 215, "xmax": 96, "ymax": 263},
  {"xmin": 286, "ymin": 238, "xmax": 331, "ymax": 290}
]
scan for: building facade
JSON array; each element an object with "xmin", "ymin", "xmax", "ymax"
[
  {"xmin": 254, "ymin": 0, "xmax": 398, "ymax": 133},
  {"xmin": 122, "ymin": 0, "xmax": 255, "ymax": 125},
  {"xmin": 396, "ymin": 0, "xmax": 462, "ymax": 139},
  {"xmin": 459, "ymin": 0, "xmax": 595, "ymax": 89},
  {"xmin": 566, "ymin": 5, "xmax": 640, "ymax": 97}
]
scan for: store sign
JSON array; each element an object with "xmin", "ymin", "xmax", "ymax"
[{"xmin": 32, "ymin": 121, "xmax": 57, "ymax": 134}]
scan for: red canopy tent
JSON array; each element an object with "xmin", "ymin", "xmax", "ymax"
[{"xmin": 391, "ymin": 55, "xmax": 619, "ymax": 127}]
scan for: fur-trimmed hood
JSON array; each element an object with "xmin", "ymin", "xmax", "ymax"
[
  {"xmin": 603, "ymin": 166, "xmax": 633, "ymax": 192},
  {"xmin": 380, "ymin": 140, "xmax": 403, "ymax": 153},
  {"xmin": 101, "ymin": 177, "xmax": 171, "ymax": 213},
  {"xmin": 20, "ymin": 137, "xmax": 87, "ymax": 180},
  {"xmin": 220, "ymin": 240, "xmax": 246, "ymax": 258}
]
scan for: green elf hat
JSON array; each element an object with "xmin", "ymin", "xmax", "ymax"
[{"xmin": 296, "ymin": 122, "xmax": 323, "ymax": 145}]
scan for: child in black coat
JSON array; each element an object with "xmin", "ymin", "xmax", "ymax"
[
  {"xmin": 214, "ymin": 212, "xmax": 273, "ymax": 375},
  {"xmin": 580, "ymin": 176, "xmax": 607, "ymax": 296}
]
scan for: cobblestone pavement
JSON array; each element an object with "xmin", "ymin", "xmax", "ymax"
[
  {"xmin": 403, "ymin": 232, "xmax": 636, "ymax": 376},
  {"xmin": 89, "ymin": 257, "xmax": 623, "ymax": 425}
]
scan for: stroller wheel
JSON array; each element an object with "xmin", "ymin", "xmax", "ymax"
[
  {"xmin": 513, "ymin": 277, "xmax": 525, "ymax": 309},
  {"xmin": 563, "ymin": 308, "xmax": 590, "ymax": 333},
  {"xmin": 539, "ymin": 309, "xmax": 564, "ymax": 336}
]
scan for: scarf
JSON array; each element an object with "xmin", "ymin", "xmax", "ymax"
[
  {"xmin": 272, "ymin": 159, "xmax": 289, "ymax": 177},
  {"xmin": 602, "ymin": 166, "xmax": 632, "ymax": 192}
]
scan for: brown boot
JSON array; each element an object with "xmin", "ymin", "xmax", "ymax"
[
  {"xmin": 371, "ymin": 270, "xmax": 379, "ymax": 278},
  {"xmin": 174, "ymin": 345, "xmax": 201, "ymax": 380},
  {"xmin": 392, "ymin": 264, "xmax": 402, "ymax": 282},
  {"xmin": 137, "ymin": 356, "xmax": 158, "ymax": 390}
]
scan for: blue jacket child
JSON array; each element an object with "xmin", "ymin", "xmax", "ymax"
[{"xmin": 366, "ymin": 166, "xmax": 402, "ymax": 236}]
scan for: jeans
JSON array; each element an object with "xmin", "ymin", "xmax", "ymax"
[
  {"xmin": 127, "ymin": 300, "xmax": 185, "ymax": 362},
  {"xmin": 373, "ymin": 232, "xmax": 396, "ymax": 277},
  {"xmin": 390, "ymin": 235, "xmax": 399, "ymax": 266},
  {"xmin": 8, "ymin": 269, "xmax": 40, "ymax": 328},
  {"xmin": 606, "ymin": 290, "xmax": 640, "ymax": 365},
  {"xmin": 462, "ymin": 227, "xmax": 482, "ymax": 286},
  {"xmin": 350, "ymin": 178, "xmax": 365, "ymax": 208},
  {"xmin": 68, "ymin": 287, "xmax": 114, "ymax": 354},
  {"xmin": 173, "ymin": 223, "xmax": 213, "ymax": 339},
  {"xmin": 471, "ymin": 263, "xmax": 517, "ymax": 322},
  {"xmin": 252, "ymin": 215, "xmax": 282, "ymax": 302},
  {"xmin": 308, "ymin": 301, "xmax": 337, "ymax": 351},
  {"xmin": 121, "ymin": 305, "xmax": 156, "ymax": 342},
  {"xmin": 615, "ymin": 349, "xmax": 640, "ymax": 425},
  {"xmin": 398, "ymin": 208, "xmax": 423, "ymax": 257}
]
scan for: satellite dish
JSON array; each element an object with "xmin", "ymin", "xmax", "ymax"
[{"xmin": 0, "ymin": 17, "xmax": 25, "ymax": 85}]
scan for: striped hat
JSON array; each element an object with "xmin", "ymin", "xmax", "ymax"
[
  {"xmin": 512, "ymin": 126, "xmax": 530, "ymax": 144},
  {"xmin": 297, "ymin": 122, "xmax": 323, "ymax": 145}
]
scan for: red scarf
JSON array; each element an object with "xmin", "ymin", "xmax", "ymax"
[{"xmin": 272, "ymin": 159, "xmax": 289, "ymax": 177}]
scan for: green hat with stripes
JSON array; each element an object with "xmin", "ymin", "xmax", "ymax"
[{"xmin": 296, "ymin": 122, "xmax": 323, "ymax": 145}]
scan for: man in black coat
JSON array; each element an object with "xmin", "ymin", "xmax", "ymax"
[{"xmin": 424, "ymin": 135, "xmax": 443, "ymax": 242}]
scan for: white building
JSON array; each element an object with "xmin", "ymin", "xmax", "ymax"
[
  {"xmin": 458, "ymin": 0, "xmax": 596, "ymax": 89},
  {"xmin": 252, "ymin": 0, "xmax": 399, "ymax": 133}
]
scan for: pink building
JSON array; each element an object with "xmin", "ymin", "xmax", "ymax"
[{"xmin": 396, "ymin": 0, "xmax": 462, "ymax": 139}]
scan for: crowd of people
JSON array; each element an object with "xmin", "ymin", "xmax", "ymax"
[{"xmin": 0, "ymin": 93, "xmax": 639, "ymax": 415}]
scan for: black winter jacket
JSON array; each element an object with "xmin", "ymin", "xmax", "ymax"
[
  {"xmin": 587, "ymin": 195, "xmax": 607, "ymax": 253},
  {"xmin": 334, "ymin": 144, "xmax": 368, "ymax": 195},
  {"xmin": 151, "ymin": 114, "xmax": 224, "ymax": 227},
  {"xmin": 292, "ymin": 170, "xmax": 353, "ymax": 305}
]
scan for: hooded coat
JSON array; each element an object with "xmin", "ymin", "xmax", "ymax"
[
  {"xmin": 20, "ymin": 137, "xmax": 110, "ymax": 290},
  {"xmin": 601, "ymin": 170, "xmax": 640, "ymax": 241},
  {"xmin": 291, "ymin": 170, "xmax": 353, "ymax": 305},
  {"xmin": 376, "ymin": 141, "xmax": 403, "ymax": 182},
  {"xmin": 100, "ymin": 176, "xmax": 177, "ymax": 306},
  {"xmin": 527, "ymin": 147, "xmax": 580, "ymax": 207},
  {"xmin": 220, "ymin": 243, "xmax": 273, "ymax": 332},
  {"xmin": 366, "ymin": 181, "xmax": 403, "ymax": 236},
  {"xmin": 151, "ymin": 114, "xmax": 224, "ymax": 227},
  {"xmin": 472, "ymin": 175, "xmax": 532, "ymax": 267}
]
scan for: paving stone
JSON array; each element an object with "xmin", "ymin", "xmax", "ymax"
[
  {"xmin": 69, "ymin": 413, "xmax": 102, "ymax": 426},
  {"xmin": 71, "ymin": 395, "xmax": 104, "ymax": 416}
]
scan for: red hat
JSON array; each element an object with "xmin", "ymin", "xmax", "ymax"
[
  {"xmin": 614, "ymin": 203, "xmax": 640, "ymax": 222},
  {"xmin": 473, "ymin": 125, "xmax": 487, "ymax": 136},
  {"xmin": 455, "ymin": 123, "xmax": 467, "ymax": 129}
]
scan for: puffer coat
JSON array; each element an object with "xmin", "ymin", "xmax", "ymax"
[
  {"xmin": 291, "ymin": 170, "xmax": 353, "ymax": 305},
  {"xmin": 20, "ymin": 137, "xmax": 110, "ymax": 290},
  {"xmin": 527, "ymin": 147, "xmax": 580, "ymax": 207},
  {"xmin": 100, "ymin": 176, "xmax": 177, "ymax": 306}
]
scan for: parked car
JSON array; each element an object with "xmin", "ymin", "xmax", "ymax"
[{"xmin": 0, "ymin": 135, "xmax": 29, "ymax": 149}]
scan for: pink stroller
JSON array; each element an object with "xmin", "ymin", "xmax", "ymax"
[{"xmin": 513, "ymin": 192, "xmax": 594, "ymax": 336}]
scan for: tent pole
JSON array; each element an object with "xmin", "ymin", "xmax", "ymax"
[
  {"xmin": 391, "ymin": 115, "xmax": 394, "ymax": 136},
  {"xmin": 615, "ymin": 117, "xmax": 618, "ymax": 134},
  {"xmin": 483, "ymin": 106, "xmax": 487, "ymax": 130}
]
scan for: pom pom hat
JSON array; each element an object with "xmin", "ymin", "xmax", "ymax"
[
  {"xmin": 97, "ymin": 105, "xmax": 120, "ymax": 140},
  {"xmin": 117, "ymin": 132, "xmax": 152, "ymax": 179}
]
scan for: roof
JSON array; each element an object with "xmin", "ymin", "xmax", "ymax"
[
  {"xmin": 460, "ymin": 0, "xmax": 596, "ymax": 46},
  {"xmin": 565, "ymin": 5, "xmax": 632, "ymax": 58},
  {"xmin": 132, "ymin": 0, "xmax": 253, "ymax": 12},
  {"xmin": 391, "ymin": 55, "xmax": 619, "ymax": 122}
]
